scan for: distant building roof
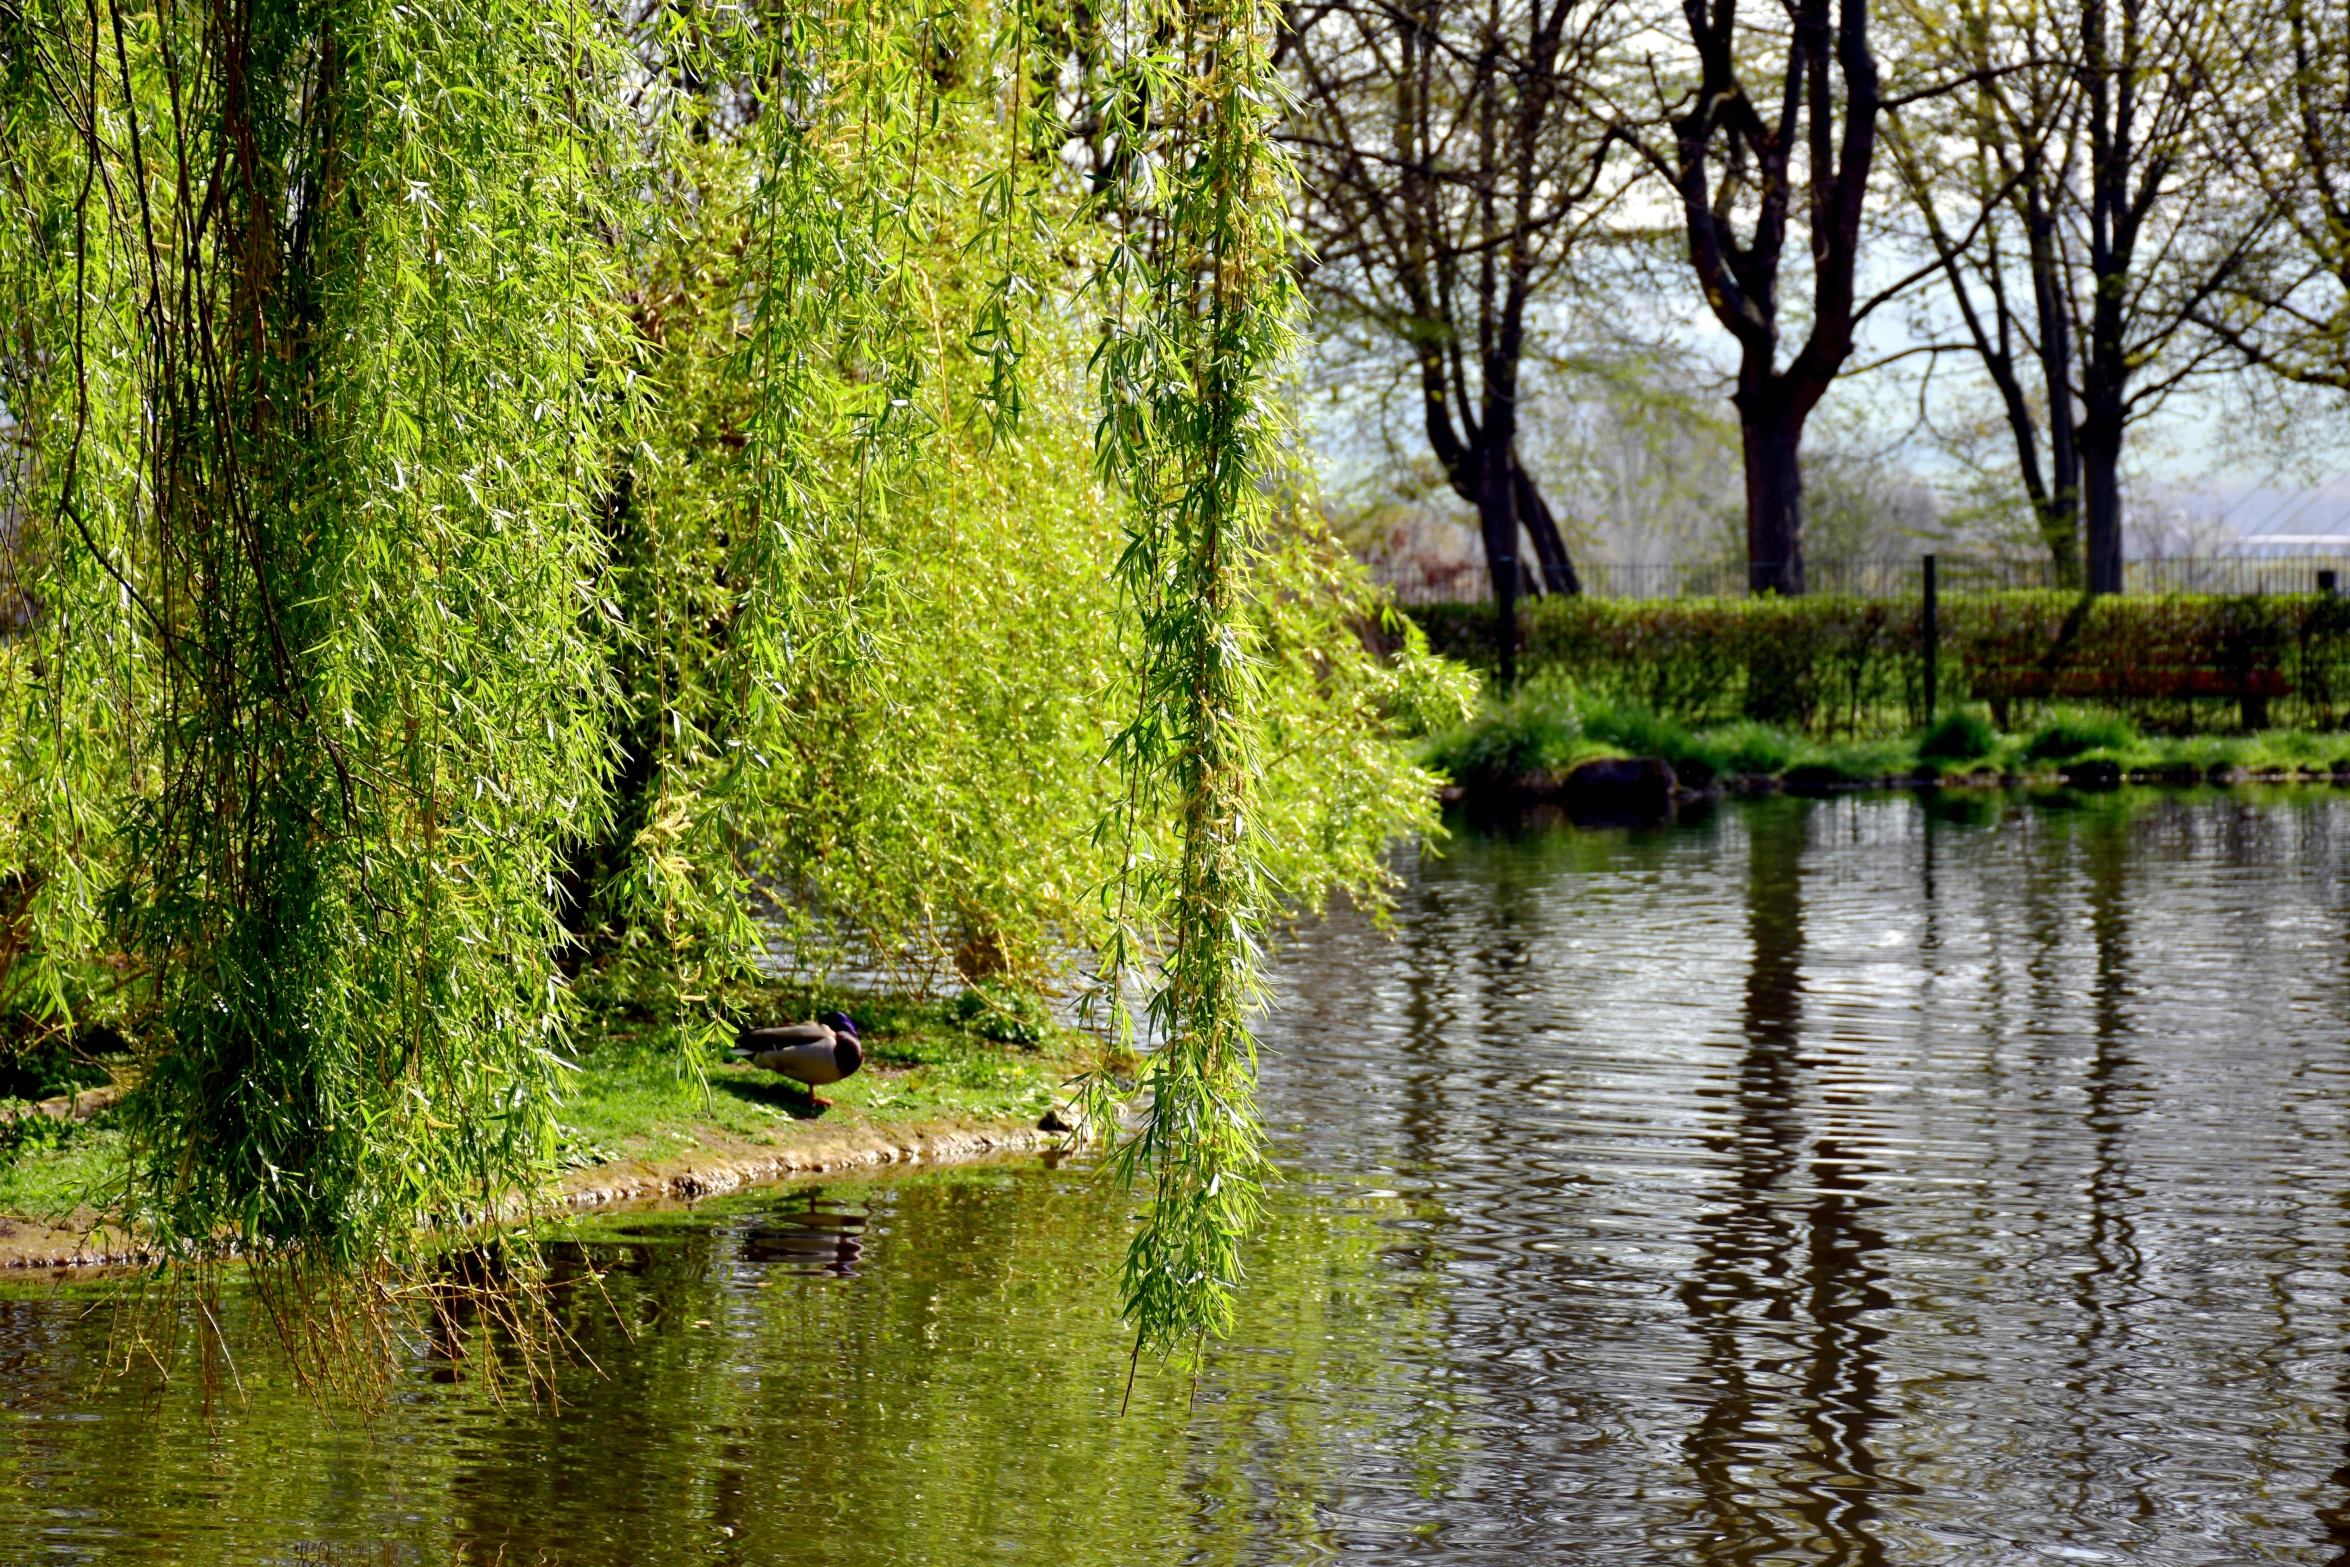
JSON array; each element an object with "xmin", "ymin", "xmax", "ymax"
[{"xmin": 2196, "ymin": 474, "xmax": 2350, "ymax": 551}]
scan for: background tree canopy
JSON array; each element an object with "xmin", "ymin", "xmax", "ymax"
[
  {"xmin": 0, "ymin": 0, "xmax": 1468, "ymax": 1361},
  {"xmin": 1284, "ymin": 0, "xmax": 2350, "ymax": 605}
]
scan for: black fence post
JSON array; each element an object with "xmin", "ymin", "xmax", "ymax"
[
  {"xmin": 1922, "ymin": 553, "xmax": 1940, "ymax": 727},
  {"xmin": 1496, "ymin": 571, "xmax": 1518, "ymax": 691}
]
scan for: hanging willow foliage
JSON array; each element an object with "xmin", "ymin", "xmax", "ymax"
[
  {"xmin": 1081, "ymin": 0, "xmax": 1298, "ymax": 1357},
  {"xmin": 0, "ymin": 0, "xmax": 624, "ymax": 1311},
  {"xmin": 0, "ymin": 0, "xmax": 1465, "ymax": 1374}
]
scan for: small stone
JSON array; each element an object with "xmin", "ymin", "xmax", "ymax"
[
  {"xmin": 1781, "ymin": 763, "xmax": 1847, "ymax": 796},
  {"xmin": 2061, "ymin": 758, "xmax": 2123, "ymax": 790}
]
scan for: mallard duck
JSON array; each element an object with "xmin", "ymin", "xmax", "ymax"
[{"xmin": 733, "ymin": 1010, "xmax": 864, "ymax": 1107}]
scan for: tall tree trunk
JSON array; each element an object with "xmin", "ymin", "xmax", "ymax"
[
  {"xmin": 2081, "ymin": 238, "xmax": 2128, "ymax": 595},
  {"xmin": 2081, "ymin": 0, "xmax": 2130, "ymax": 597},
  {"xmin": 1478, "ymin": 443, "xmax": 1521, "ymax": 686},
  {"xmin": 2026, "ymin": 199, "xmax": 2085, "ymax": 589},
  {"xmin": 1663, "ymin": 0, "xmax": 1875, "ymax": 605},
  {"xmin": 1738, "ymin": 384, "xmax": 1806, "ymax": 597},
  {"xmin": 2081, "ymin": 414, "xmax": 2125, "ymax": 596}
]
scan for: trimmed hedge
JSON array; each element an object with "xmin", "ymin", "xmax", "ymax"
[{"xmin": 1407, "ymin": 592, "xmax": 2350, "ymax": 737}]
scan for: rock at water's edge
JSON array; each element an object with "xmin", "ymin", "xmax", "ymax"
[
  {"xmin": 1780, "ymin": 763, "xmax": 1850, "ymax": 796},
  {"xmin": 1671, "ymin": 754, "xmax": 1719, "ymax": 791},
  {"xmin": 1560, "ymin": 756, "xmax": 1678, "ymax": 818}
]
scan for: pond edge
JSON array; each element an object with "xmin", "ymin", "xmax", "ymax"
[{"xmin": 0, "ymin": 1112, "xmax": 1062, "ymax": 1272}]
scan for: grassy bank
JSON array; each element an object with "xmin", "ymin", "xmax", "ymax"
[
  {"xmin": 1424, "ymin": 673, "xmax": 2350, "ymax": 794},
  {"xmin": 553, "ymin": 985, "xmax": 1110, "ymax": 1171},
  {"xmin": 1, "ymin": 985, "xmax": 1115, "ymax": 1251}
]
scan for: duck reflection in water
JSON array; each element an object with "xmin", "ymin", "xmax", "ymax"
[{"xmin": 741, "ymin": 1196, "xmax": 869, "ymax": 1277}]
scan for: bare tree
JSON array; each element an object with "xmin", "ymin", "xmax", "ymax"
[
  {"xmin": 1614, "ymin": 0, "xmax": 1887, "ymax": 596},
  {"xmin": 2199, "ymin": 0, "xmax": 2350, "ymax": 395},
  {"xmin": 1881, "ymin": 0, "xmax": 2084, "ymax": 583},
  {"xmin": 1278, "ymin": 0, "xmax": 1625, "ymax": 673},
  {"xmin": 1884, "ymin": 0, "xmax": 2265, "ymax": 593}
]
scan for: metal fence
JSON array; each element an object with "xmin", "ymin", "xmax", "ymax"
[{"xmin": 1372, "ymin": 554, "xmax": 2350, "ymax": 604}]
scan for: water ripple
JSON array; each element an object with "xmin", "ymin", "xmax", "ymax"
[{"xmin": 1252, "ymin": 793, "xmax": 2350, "ymax": 1563}]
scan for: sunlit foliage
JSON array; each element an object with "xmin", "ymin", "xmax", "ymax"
[
  {"xmin": 1, "ymin": 0, "xmax": 626, "ymax": 1308},
  {"xmin": 0, "ymin": 0, "xmax": 1460, "ymax": 1367}
]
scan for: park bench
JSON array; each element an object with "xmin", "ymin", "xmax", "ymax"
[{"xmin": 1972, "ymin": 665, "xmax": 2293, "ymax": 729}]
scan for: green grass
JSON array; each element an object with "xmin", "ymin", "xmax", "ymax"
[
  {"xmin": 1419, "ymin": 670, "xmax": 1620, "ymax": 786},
  {"xmin": 1918, "ymin": 708, "xmax": 1999, "ymax": 764},
  {"xmin": 2021, "ymin": 709, "xmax": 2139, "ymax": 762},
  {"xmin": 550, "ymin": 988, "xmax": 1110, "ymax": 1170},
  {"xmin": 1, "ymin": 986, "xmax": 1116, "ymax": 1228},
  {"xmin": 1428, "ymin": 688, "xmax": 1918, "ymax": 789},
  {"xmin": 0, "ymin": 1113, "xmax": 123, "ymax": 1223},
  {"xmin": 1939, "ymin": 719, "xmax": 2350, "ymax": 780},
  {"xmin": 1576, "ymin": 699, "xmax": 1699, "ymax": 765},
  {"xmin": 1693, "ymin": 720, "xmax": 1801, "ymax": 777}
]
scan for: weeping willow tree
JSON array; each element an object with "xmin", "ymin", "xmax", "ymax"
[{"xmin": 0, "ymin": 0, "xmax": 1466, "ymax": 1369}]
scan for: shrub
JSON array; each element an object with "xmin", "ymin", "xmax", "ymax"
[
  {"xmin": 0, "ymin": 1108, "xmax": 79, "ymax": 1164},
  {"xmin": 1406, "ymin": 589, "xmax": 2350, "ymax": 738},
  {"xmin": 1579, "ymin": 699, "xmax": 1697, "ymax": 763},
  {"xmin": 1423, "ymin": 702, "xmax": 1582, "ymax": 787},
  {"xmin": 1702, "ymin": 722, "xmax": 1802, "ymax": 777},
  {"xmin": 2023, "ymin": 709, "xmax": 2139, "ymax": 761},
  {"xmin": 951, "ymin": 981, "xmax": 1053, "ymax": 1049},
  {"xmin": 1422, "ymin": 673, "xmax": 1594, "ymax": 787},
  {"xmin": 1918, "ymin": 708, "xmax": 1999, "ymax": 763}
]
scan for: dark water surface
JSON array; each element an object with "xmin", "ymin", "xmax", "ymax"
[{"xmin": 10, "ymin": 789, "xmax": 2350, "ymax": 1564}]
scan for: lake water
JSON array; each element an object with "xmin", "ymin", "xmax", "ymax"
[{"xmin": 9, "ymin": 789, "xmax": 2350, "ymax": 1564}]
